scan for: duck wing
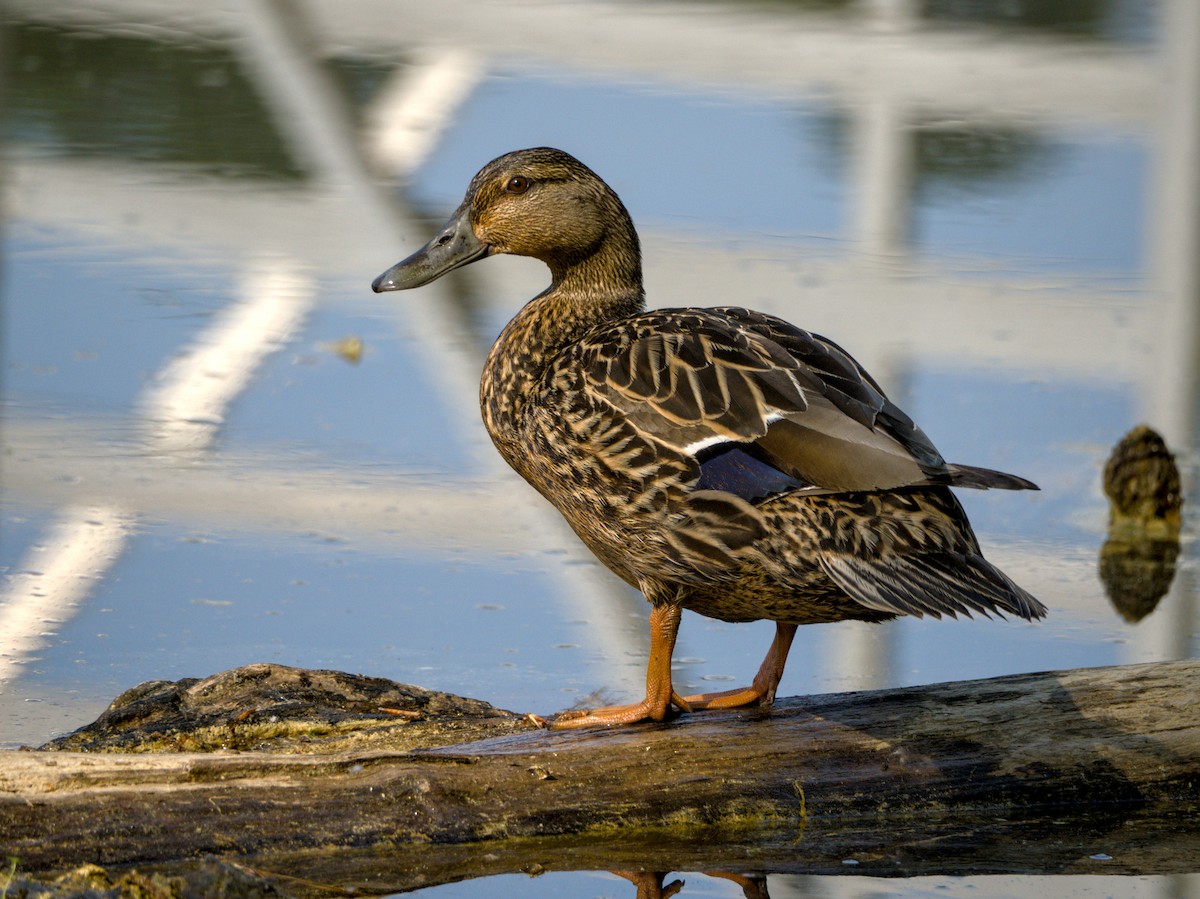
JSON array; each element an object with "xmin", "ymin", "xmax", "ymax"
[{"xmin": 571, "ymin": 307, "xmax": 1035, "ymax": 504}]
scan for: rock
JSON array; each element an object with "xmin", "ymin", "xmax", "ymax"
[{"xmin": 43, "ymin": 663, "xmax": 523, "ymax": 753}]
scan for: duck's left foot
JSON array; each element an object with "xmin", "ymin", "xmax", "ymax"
[
  {"xmin": 552, "ymin": 602, "xmax": 694, "ymax": 728},
  {"xmin": 550, "ymin": 688, "xmax": 695, "ymax": 729},
  {"xmin": 551, "ymin": 697, "xmax": 676, "ymax": 729}
]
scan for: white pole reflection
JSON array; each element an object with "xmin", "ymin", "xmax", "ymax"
[
  {"xmin": 1, "ymin": 264, "xmax": 309, "ymax": 683},
  {"xmin": 1128, "ymin": 0, "xmax": 1200, "ymax": 667},
  {"xmin": 140, "ymin": 263, "xmax": 312, "ymax": 454},
  {"xmin": 830, "ymin": 0, "xmax": 918, "ymax": 690},
  {"xmin": 1, "ymin": 0, "xmax": 646, "ymax": 700},
  {"xmin": 0, "ymin": 507, "xmax": 132, "ymax": 684},
  {"xmin": 365, "ymin": 48, "xmax": 484, "ymax": 178}
]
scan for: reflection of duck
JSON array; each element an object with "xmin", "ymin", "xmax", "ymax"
[
  {"xmin": 373, "ymin": 148, "xmax": 1046, "ymax": 727},
  {"xmin": 1100, "ymin": 425, "xmax": 1182, "ymax": 622},
  {"xmin": 613, "ymin": 871, "xmax": 769, "ymax": 898}
]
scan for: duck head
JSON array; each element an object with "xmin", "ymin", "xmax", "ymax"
[{"xmin": 372, "ymin": 147, "xmax": 641, "ymax": 294}]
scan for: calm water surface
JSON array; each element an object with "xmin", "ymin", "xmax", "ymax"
[{"xmin": 1, "ymin": 1, "xmax": 1197, "ymax": 895}]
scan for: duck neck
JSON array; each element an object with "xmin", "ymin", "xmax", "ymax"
[
  {"xmin": 547, "ymin": 219, "xmax": 644, "ymax": 299},
  {"xmin": 481, "ymin": 233, "xmax": 645, "ymax": 447}
]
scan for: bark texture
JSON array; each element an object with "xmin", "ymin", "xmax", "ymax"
[{"xmin": 1, "ymin": 660, "xmax": 1196, "ymax": 892}]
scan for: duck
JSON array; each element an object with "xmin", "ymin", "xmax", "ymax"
[{"xmin": 372, "ymin": 147, "xmax": 1046, "ymax": 728}]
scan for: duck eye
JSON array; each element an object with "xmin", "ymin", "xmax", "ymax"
[{"xmin": 505, "ymin": 176, "xmax": 531, "ymax": 194}]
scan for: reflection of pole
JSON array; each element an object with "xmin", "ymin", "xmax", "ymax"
[
  {"xmin": 854, "ymin": 0, "xmax": 918, "ymax": 256},
  {"xmin": 859, "ymin": 0, "xmax": 920, "ymax": 32},
  {"xmin": 0, "ymin": 507, "xmax": 131, "ymax": 685},
  {"xmin": 828, "ymin": 620, "xmax": 896, "ymax": 691},
  {"xmin": 854, "ymin": 93, "xmax": 914, "ymax": 255},
  {"xmin": 364, "ymin": 48, "xmax": 483, "ymax": 179},
  {"xmin": 1146, "ymin": 0, "xmax": 1200, "ymax": 451},
  {"xmin": 1130, "ymin": 0, "xmax": 1200, "ymax": 667},
  {"xmin": 1, "ymin": 263, "xmax": 308, "ymax": 684},
  {"xmin": 831, "ymin": 78, "xmax": 915, "ymax": 690},
  {"xmin": 140, "ymin": 263, "xmax": 311, "ymax": 454},
  {"xmin": 234, "ymin": 0, "xmax": 489, "ymax": 435},
  {"xmin": 237, "ymin": 0, "xmax": 646, "ymax": 696}
]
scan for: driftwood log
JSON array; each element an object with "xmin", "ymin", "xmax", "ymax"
[{"xmin": 1, "ymin": 659, "xmax": 1198, "ymax": 894}]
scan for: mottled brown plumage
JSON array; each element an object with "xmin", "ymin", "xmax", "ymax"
[{"xmin": 373, "ymin": 147, "xmax": 1045, "ymax": 727}]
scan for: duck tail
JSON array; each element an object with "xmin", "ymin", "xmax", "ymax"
[{"xmin": 945, "ymin": 463, "xmax": 1039, "ymax": 491}]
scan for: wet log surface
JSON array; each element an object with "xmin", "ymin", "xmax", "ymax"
[{"xmin": 2, "ymin": 660, "xmax": 1198, "ymax": 894}]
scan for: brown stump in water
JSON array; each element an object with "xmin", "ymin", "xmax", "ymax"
[{"xmin": 1099, "ymin": 425, "xmax": 1184, "ymax": 622}]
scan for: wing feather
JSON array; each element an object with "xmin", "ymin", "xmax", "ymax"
[{"xmin": 564, "ymin": 307, "xmax": 1036, "ymax": 503}]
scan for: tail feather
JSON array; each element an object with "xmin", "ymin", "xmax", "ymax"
[
  {"xmin": 946, "ymin": 463, "xmax": 1039, "ymax": 492},
  {"xmin": 821, "ymin": 551, "xmax": 1047, "ymax": 622}
]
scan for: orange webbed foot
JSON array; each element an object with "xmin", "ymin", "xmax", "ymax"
[
  {"xmin": 550, "ymin": 697, "xmax": 675, "ymax": 729},
  {"xmin": 551, "ymin": 603, "xmax": 691, "ymax": 729},
  {"xmin": 549, "ymin": 689, "xmax": 693, "ymax": 729},
  {"xmin": 681, "ymin": 683, "xmax": 774, "ymax": 711},
  {"xmin": 683, "ymin": 622, "xmax": 798, "ymax": 712}
]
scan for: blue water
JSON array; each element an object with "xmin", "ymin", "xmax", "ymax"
[{"xmin": 1, "ymin": 2, "xmax": 1192, "ymax": 895}]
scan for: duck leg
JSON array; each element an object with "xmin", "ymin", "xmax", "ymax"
[
  {"xmin": 610, "ymin": 872, "xmax": 686, "ymax": 899},
  {"xmin": 683, "ymin": 622, "xmax": 797, "ymax": 710},
  {"xmin": 552, "ymin": 603, "xmax": 689, "ymax": 728}
]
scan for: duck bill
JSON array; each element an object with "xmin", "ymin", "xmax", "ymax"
[{"xmin": 371, "ymin": 206, "xmax": 490, "ymax": 292}]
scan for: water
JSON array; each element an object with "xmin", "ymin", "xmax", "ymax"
[
  {"xmin": 1, "ymin": 0, "xmax": 1197, "ymax": 895},
  {"xmin": 408, "ymin": 872, "xmax": 1189, "ymax": 899}
]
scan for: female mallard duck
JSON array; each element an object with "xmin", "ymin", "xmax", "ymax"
[{"xmin": 373, "ymin": 147, "xmax": 1045, "ymax": 728}]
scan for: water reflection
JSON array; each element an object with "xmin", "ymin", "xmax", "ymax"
[
  {"xmin": 613, "ymin": 872, "xmax": 766, "ymax": 898},
  {"xmin": 2, "ymin": 0, "xmax": 1195, "ymax": 722},
  {"xmin": 5, "ymin": 23, "xmax": 305, "ymax": 178},
  {"xmin": 678, "ymin": 0, "xmax": 1157, "ymax": 42},
  {"xmin": 389, "ymin": 870, "xmax": 1200, "ymax": 899},
  {"xmin": 919, "ymin": 0, "xmax": 1156, "ymax": 40},
  {"xmin": 1, "ymin": 0, "xmax": 1198, "ymax": 894}
]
